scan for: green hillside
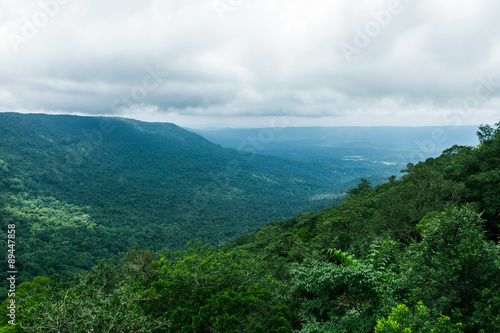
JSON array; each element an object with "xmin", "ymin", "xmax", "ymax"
[
  {"xmin": 0, "ymin": 112, "xmax": 360, "ymax": 287},
  {"xmin": 1, "ymin": 121, "xmax": 499, "ymax": 332}
]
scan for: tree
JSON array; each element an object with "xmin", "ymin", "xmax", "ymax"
[
  {"xmin": 290, "ymin": 259, "xmax": 383, "ymax": 333},
  {"xmin": 476, "ymin": 124, "xmax": 495, "ymax": 143},
  {"xmin": 146, "ymin": 243, "xmax": 293, "ymax": 332},
  {"xmin": 346, "ymin": 178, "xmax": 372, "ymax": 197},
  {"xmin": 15, "ymin": 262, "xmax": 168, "ymax": 332},
  {"xmin": 375, "ymin": 163, "xmax": 463, "ymax": 243},
  {"xmin": 400, "ymin": 206, "xmax": 500, "ymax": 332},
  {"xmin": 375, "ymin": 302, "xmax": 463, "ymax": 333}
]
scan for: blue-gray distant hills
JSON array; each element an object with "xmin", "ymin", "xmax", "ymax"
[{"xmin": 191, "ymin": 126, "xmax": 479, "ymax": 163}]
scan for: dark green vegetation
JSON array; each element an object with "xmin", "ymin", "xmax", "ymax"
[
  {"xmin": 0, "ymin": 112, "xmax": 358, "ymax": 291},
  {"xmin": 0, "ymin": 113, "xmax": 442, "ymax": 292},
  {"xmin": 1, "ymin": 115, "xmax": 499, "ymax": 332}
]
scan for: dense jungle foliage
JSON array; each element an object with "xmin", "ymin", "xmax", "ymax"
[
  {"xmin": 0, "ymin": 113, "xmax": 406, "ymax": 293},
  {"xmin": 0, "ymin": 116, "xmax": 499, "ymax": 332}
]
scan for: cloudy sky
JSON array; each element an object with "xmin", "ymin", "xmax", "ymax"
[{"xmin": 0, "ymin": 0, "xmax": 499, "ymax": 128}]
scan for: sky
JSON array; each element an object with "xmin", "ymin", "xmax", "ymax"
[{"xmin": 0, "ymin": 0, "xmax": 499, "ymax": 128}]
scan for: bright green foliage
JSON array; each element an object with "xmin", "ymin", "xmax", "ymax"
[
  {"xmin": 325, "ymin": 248, "xmax": 360, "ymax": 266},
  {"xmin": 375, "ymin": 302, "xmax": 463, "ymax": 333},
  {"xmin": 3, "ymin": 195, "xmax": 95, "ymax": 233}
]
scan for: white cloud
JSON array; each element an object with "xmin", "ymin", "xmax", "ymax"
[
  {"xmin": 0, "ymin": 0, "xmax": 499, "ymax": 127},
  {"xmin": 0, "ymin": 89, "xmax": 17, "ymax": 106}
]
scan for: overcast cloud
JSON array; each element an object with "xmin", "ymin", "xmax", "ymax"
[{"xmin": 0, "ymin": 0, "xmax": 499, "ymax": 127}]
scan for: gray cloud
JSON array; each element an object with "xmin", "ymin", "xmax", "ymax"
[{"xmin": 0, "ymin": 0, "xmax": 499, "ymax": 127}]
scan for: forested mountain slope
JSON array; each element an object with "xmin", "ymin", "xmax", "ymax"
[
  {"xmin": 0, "ymin": 112, "xmax": 348, "ymax": 287},
  {"xmin": 2, "ymin": 122, "xmax": 498, "ymax": 332}
]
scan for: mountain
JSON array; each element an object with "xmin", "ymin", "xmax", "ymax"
[
  {"xmin": 3, "ymin": 121, "xmax": 498, "ymax": 332},
  {"xmin": 0, "ymin": 112, "xmax": 367, "ymax": 284},
  {"xmin": 191, "ymin": 126, "xmax": 480, "ymax": 189},
  {"xmin": 191, "ymin": 126, "xmax": 479, "ymax": 162}
]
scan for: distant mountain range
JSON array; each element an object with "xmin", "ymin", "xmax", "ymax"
[{"xmin": 190, "ymin": 126, "xmax": 479, "ymax": 163}]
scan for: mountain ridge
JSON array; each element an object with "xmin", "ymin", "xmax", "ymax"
[{"xmin": 0, "ymin": 112, "xmax": 348, "ymax": 286}]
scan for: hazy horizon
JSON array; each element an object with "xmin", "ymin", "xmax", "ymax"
[{"xmin": 0, "ymin": 111, "xmax": 490, "ymax": 130}]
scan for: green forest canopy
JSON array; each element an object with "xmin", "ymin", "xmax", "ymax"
[
  {"xmin": 0, "ymin": 113, "xmax": 421, "ymax": 291},
  {"xmin": 1, "ymin": 120, "xmax": 499, "ymax": 332}
]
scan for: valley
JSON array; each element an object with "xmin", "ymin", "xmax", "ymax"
[{"xmin": 0, "ymin": 113, "xmax": 498, "ymax": 332}]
